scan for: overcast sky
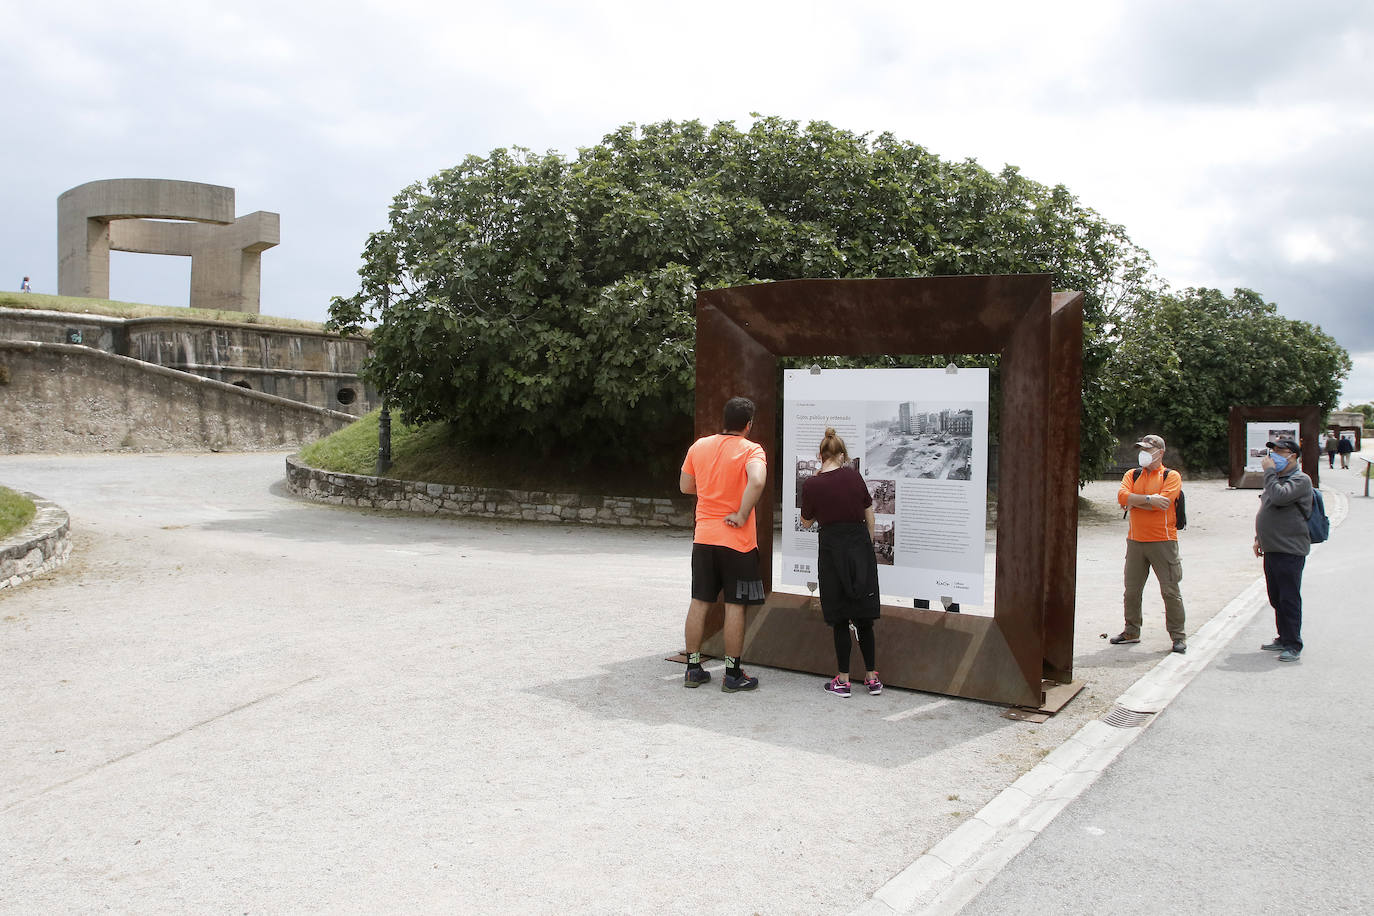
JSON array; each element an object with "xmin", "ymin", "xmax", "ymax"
[{"xmin": 5, "ymin": 0, "xmax": 1372, "ymax": 400}]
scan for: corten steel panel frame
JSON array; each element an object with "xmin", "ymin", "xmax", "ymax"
[
  {"xmin": 1327, "ymin": 425, "xmax": 1361, "ymax": 451},
  {"xmin": 1227, "ymin": 406, "xmax": 1321, "ymax": 489},
  {"xmin": 694, "ymin": 275, "xmax": 1083, "ymax": 707}
]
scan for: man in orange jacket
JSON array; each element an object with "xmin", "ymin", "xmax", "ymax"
[{"xmin": 1111, "ymin": 434, "xmax": 1188, "ymax": 654}]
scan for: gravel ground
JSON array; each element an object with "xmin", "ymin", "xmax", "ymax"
[{"xmin": 0, "ymin": 452, "xmax": 1340, "ymax": 915}]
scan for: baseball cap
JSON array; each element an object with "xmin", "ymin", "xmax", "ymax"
[
  {"xmin": 1134, "ymin": 434, "xmax": 1165, "ymax": 451},
  {"xmin": 1266, "ymin": 438, "xmax": 1301, "ymax": 453}
]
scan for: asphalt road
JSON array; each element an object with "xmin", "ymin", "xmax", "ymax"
[{"xmin": 2, "ymin": 451, "xmax": 1368, "ymax": 914}]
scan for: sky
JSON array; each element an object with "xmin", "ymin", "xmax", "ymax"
[{"xmin": 4, "ymin": 0, "xmax": 1372, "ymax": 400}]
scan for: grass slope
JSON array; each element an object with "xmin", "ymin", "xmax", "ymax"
[
  {"xmin": 0, "ymin": 486, "xmax": 37, "ymax": 539},
  {"xmin": 299, "ymin": 410, "xmax": 680, "ymax": 498},
  {"xmin": 0, "ymin": 291, "xmax": 345, "ymax": 333}
]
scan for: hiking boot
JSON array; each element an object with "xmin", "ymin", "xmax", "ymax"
[
  {"xmin": 1109, "ymin": 632, "xmax": 1140, "ymax": 645},
  {"xmin": 1171, "ymin": 640, "xmax": 1187, "ymax": 654},
  {"xmin": 721, "ymin": 670, "xmax": 759, "ymax": 692},
  {"xmin": 683, "ymin": 667, "xmax": 711, "ymax": 688},
  {"xmin": 1260, "ymin": 639, "xmax": 1285, "ymax": 651},
  {"xmin": 1278, "ymin": 648, "xmax": 1302, "ymax": 663},
  {"xmin": 824, "ymin": 676, "xmax": 851, "ymax": 698},
  {"xmin": 864, "ymin": 674, "xmax": 883, "ymax": 696}
]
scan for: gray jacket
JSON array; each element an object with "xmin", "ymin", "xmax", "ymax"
[{"xmin": 1255, "ymin": 467, "xmax": 1314, "ymax": 556}]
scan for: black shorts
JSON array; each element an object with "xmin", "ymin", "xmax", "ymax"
[{"xmin": 691, "ymin": 544, "xmax": 766, "ymax": 606}]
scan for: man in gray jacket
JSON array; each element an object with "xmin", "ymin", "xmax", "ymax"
[{"xmin": 1253, "ymin": 438, "xmax": 1313, "ymax": 662}]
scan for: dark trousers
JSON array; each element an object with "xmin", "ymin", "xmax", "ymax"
[{"xmin": 1263, "ymin": 552, "xmax": 1305, "ymax": 651}]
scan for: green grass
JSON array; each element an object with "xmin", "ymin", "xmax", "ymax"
[
  {"xmin": 0, "ymin": 486, "xmax": 37, "ymax": 539},
  {"xmin": 0, "ymin": 291, "xmax": 350, "ymax": 333},
  {"xmin": 298, "ymin": 410, "xmax": 681, "ymax": 498}
]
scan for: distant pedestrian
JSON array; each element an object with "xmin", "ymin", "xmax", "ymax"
[
  {"xmin": 1111, "ymin": 434, "xmax": 1187, "ymax": 653},
  {"xmin": 1338, "ymin": 434, "xmax": 1353, "ymax": 469},
  {"xmin": 20, "ymin": 276, "xmax": 31, "ymax": 292},
  {"xmin": 800, "ymin": 428, "xmax": 882, "ymax": 698},
  {"xmin": 679, "ymin": 396, "xmax": 767, "ymax": 693},
  {"xmin": 1325, "ymin": 434, "xmax": 1338, "ymax": 468},
  {"xmin": 1254, "ymin": 438, "xmax": 1313, "ymax": 662}
]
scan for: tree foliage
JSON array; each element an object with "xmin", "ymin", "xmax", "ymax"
[
  {"xmin": 329, "ymin": 117, "xmax": 1156, "ymax": 473},
  {"xmin": 1106, "ymin": 287, "xmax": 1351, "ymax": 471}
]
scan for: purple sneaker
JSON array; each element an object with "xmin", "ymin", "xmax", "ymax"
[
  {"xmin": 824, "ymin": 676, "xmax": 851, "ymax": 698},
  {"xmin": 864, "ymin": 674, "xmax": 883, "ymax": 696}
]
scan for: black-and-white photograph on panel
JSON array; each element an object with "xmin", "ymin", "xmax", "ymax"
[{"xmin": 864, "ymin": 402, "xmax": 975, "ymax": 481}]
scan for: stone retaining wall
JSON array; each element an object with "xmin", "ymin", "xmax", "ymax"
[
  {"xmin": 1, "ymin": 340, "xmax": 356, "ymax": 454},
  {"xmin": 1, "ymin": 493, "xmax": 72, "ymax": 589},
  {"xmin": 285, "ymin": 455, "xmax": 694, "ymax": 529}
]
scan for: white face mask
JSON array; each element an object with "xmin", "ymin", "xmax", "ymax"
[{"xmin": 1138, "ymin": 450, "xmax": 1154, "ymax": 468}]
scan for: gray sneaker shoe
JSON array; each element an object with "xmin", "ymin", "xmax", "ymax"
[
  {"xmin": 722, "ymin": 670, "xmax": 759, "ymax": 692},
  {"xmin": 683, "ymin": 666, "xmax": 711, "ymax": 688},
  {"xmin": 1278, "ymin": 648, "xmax": 1302, "ymax": 662},
  {"xmin": 1172, "ymin": 640, "xmax": 1187, "ymax": 654},
  {"xmin": 1109, "ymin": 632, "xmax": 1141, "ymax": 645},
  {"xmin": 1261, "ymin": 639, "xmax": 1285, "ymax": 651}
]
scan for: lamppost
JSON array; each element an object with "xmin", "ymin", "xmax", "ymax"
[{"xmin": 375, "ymin": 284, "xmax": 393, "ymax": 476}]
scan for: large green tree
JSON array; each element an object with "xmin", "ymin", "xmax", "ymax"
[
  {"xmin": 329, "ymin": 117, "xmax": 1155, "ymax": 474},
  {"xmin": 1106, "ymin": 287, "xmax": 1351, "ymax": 471}
]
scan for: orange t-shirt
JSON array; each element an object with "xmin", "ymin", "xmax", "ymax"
[
  {"xmin": 1117, "ymin": 465, "xmax": 1181, "ymax": 542},
  {"xmin": 682, "ymin": 433, "xmax": 767, "ymax": 551}
]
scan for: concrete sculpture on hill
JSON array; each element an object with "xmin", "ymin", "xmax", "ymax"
[{"xmin": 58, "ymin": 179, "xmax": 278, "ymax": 314}]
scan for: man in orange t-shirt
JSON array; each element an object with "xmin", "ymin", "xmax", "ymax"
[
  {"xmin": 1111, "ymin": 433, "xmax": 1187, "ymax": 653},
  {"xmin": 679, "ymin": 396, "xmax": 768, "ymax": 692}
]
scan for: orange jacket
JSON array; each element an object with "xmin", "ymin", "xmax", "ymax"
[{"xmin": 1117, "ymin": 465, "xmax": 1181, "ymax": 542}]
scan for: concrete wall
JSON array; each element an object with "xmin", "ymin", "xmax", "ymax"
[
  {"xmin": 0, "ymin": 307, "xmax": 374, "ymax": 415},
  {"xmin": 0, "ymin": 340, "xmax": 356, "ymax": 454}
]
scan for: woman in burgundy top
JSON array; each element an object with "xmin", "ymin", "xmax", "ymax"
[{"xmin": 800, "ymin": 428, "xmax": 882, "ymax": 697}]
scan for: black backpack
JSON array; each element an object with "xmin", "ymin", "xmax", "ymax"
[{"xmin": 1124, "ymin": 467, "xmax": 1187, "ymax": 530}]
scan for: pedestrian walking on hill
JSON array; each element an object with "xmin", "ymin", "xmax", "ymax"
[
  {"xmin": 679, "ymin": 396, "xmax": 767, "ymax": 693},
  {"xmin": 1111, "ymin": 434, "xmax": 1188, "ymax": 654},
  {"xmin": 800, "ymin": 428, "xmax": 882, "ymax": 698},
  {"xmin": 20, "ymin": 276, "xmax": 32, "ymax": 292},
  {"xmin": 1255, "ymin": 438, "xmax": 1313, "ymax": 662}
]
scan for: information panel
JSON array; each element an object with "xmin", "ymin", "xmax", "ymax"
[
  {"xmin": 1245, "ymin": 420, "xmax": 1299, "ymax": 472},
  {"xmin": 781, "ymin": 368, "xmax": 990, "ymax": 606}
]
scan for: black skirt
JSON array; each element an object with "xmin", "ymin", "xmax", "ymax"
[{"xmin": 816, "ymin": 522, "xmax": 881, "ymax": 625}]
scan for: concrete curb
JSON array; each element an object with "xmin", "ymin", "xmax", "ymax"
[
  {"xmin": 854, "ymin": 488, "xmax": 1348, "ymax": 916},
  {"xmin": 0, "ymin": 491, "xmax": 72, "ymax": 589}
]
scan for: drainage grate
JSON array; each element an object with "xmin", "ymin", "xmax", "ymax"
[{"xmin": 1102, "ymin": 705, "xmax": 1155, "ymax": 728}]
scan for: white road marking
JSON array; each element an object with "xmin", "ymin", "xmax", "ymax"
[{"xmin": 883, "ymin": 698, "xmax": 953, "ymax": 721}]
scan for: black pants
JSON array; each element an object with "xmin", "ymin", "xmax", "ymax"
[
  {"xmin": 1263, "ymin": 552, "xmax": 1305, "ymax": 651},
  {"xmin": 832, "ymin": 619, "xmax": 876, "ymax": 674}
]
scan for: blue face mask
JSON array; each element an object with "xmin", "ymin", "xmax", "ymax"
[{"xmin": 1270, "ymin": 452, "xmax": 1288, "ymax": 471}]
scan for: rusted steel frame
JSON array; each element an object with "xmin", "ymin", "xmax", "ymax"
[
  {"xmin": 1227, "ymin": 405, "xmax": 1322, "ymax": 489},
  {"xmin": 693, "ymin": 276, "xmax": 1082, "ymax": 707}
]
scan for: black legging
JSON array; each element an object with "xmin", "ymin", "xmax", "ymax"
[{"xmin": 832, "ymin": 618, "xmax": 876, "ymax": 674}]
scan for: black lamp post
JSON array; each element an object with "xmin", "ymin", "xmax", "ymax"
[{"xmin": 375, "ymin": 284, "xmax": 393, "ymax": 476}]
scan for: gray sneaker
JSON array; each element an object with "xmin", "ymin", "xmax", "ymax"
[
  {"xmin": 721, "ymin": 670, "xmax": 759, "ymax": 692},
  {"xmin": 1171, "ymin": 640, "xmax": 1187, "ymax": 654},
  {"xmin": 1109, "ymin": 632, "xmax": 1140, "ymax": 645},
  {"xmin": 1261, "ymin": 639, "xmax": 1284, "ymax": 651},
  {"xmin": 1278, "ymin": 648, "xmax": 1302, "ymax": 663},
  {"xmin": 683, "ymin": 667, "xmax": 711, "ymax": 688}
]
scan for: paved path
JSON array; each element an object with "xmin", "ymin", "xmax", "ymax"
[
  {"xmin": 0, "ymin": 452, "xmax": 1366, "ymax": 914},
  {"xmin": 961, "ymin": 473, "xmax": 1374, "ymax": 916}
]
